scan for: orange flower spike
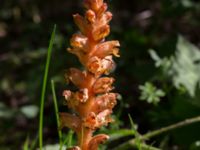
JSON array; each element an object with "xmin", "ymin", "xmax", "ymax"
[{"xmin": 61, "ymin": 0, "xmax": 120, "ymax": 149}]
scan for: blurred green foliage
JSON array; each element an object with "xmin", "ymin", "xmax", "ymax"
[
  {"xmin": 139, "ymin": 82, "xmax": 165, "ymax": 105},
  {"xmin": 1, "ymin": 0, "xmax": 200, "ymax": 149}
]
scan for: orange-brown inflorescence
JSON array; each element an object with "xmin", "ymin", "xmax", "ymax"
[{"xmin": 60, "ymin": 0, "xmax": 120, "ymax": 149}]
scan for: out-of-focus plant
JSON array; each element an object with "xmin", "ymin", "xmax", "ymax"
[
  {"xmin": 139, "ymin": 82, "xmax": 165, "ymax": 105},
  {"xmin": 108, "ymin": 35, "xmax": 200, "ymax": 150},
  {"xmin": 150, "ymin": 35, "xmax": 200, "ymax": 106}
]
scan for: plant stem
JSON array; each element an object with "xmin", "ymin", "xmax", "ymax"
[
  {"xmin": 39, "ymin": 25, "xmax": 56, "ymax": 150},
  {"xmin": 113, "ymin": 115, "xmax": 200, "ymax": 150},
  {"xmin": 143, "ymin": 115, "xmax": 200, "ymax": 139},
  {"xmin": 51, "ymin": 79, "xmax": 63, "ymax": 150}
]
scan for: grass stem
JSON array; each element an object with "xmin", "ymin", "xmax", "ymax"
[
  {"xmin": 51, "ymin": 79, "xmax": 63, "ymax": 150},
  {"xmin": 113, "ymin": 115, "xmax": 200, "ymax": 150},
  {"xmin": 39, "ymin": 25, "xmax": 56, "ymax": 150}
]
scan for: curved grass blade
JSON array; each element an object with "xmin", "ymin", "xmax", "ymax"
[
  {"xmin": 39, "ymin": 25, "xmax": 57, "ymax": 150},
  {"xmin": 51, "ymin": 79, "xmax": 63, "ymax": 150}
]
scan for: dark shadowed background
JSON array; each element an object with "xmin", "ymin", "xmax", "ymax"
[{"xmin": 1, "ymin": 0, "xmax": 200, "ymax": 149}]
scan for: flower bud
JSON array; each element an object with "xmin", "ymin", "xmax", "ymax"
[
  {"xmin": 84, "ymin": 0, "xmax": 103, "ymax": 12},
  {"xmin": 85, "ymin": 9, "xmax": 96, "ymax": 24},
  {"xmin": 73, "ymin": 14, "xmax": 88, "ymax": 35},
  {"xmin": 96, "ymin": 3, "xmax": 108, "ymax": 17}
]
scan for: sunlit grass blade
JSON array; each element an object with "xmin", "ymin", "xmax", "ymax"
[
  {"xmin": 23, "ymin": 136, "xmax": 29, "ymax": 150},
  {"xmin": 64, "ymin": 130, "xmax": 74, "ymax": 148},
  {"xmin": 39, "ymin": 24, "xmax": 57, "ymax": 150},
  {"xmin": 51, "ymin": 79, "xmax": 63, "ymax": 150},
  {"xmin": 30, "ymin": 135, "xmax": 38, "ymax": 150}
]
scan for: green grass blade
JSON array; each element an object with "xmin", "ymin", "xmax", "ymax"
[
  {"xmin": 51, "ymin": 79, "xmax": 63, "ymax": 150},
  {"xmin": 65, "ymin": 130, "xmax": 74, "ymax": 148},
  {"xmin": 30, "ymin": 135, "xmax": 38, "ymax": 150},
  {"xmin": 23, "ymin": 136, "xmax": 29, "ymax": 150},
  {"xmin": 62, "ymin": 130, "xmax": 74, "ymax": 148},
  {"xmin": 39, "ymin": 24, "xmax": 57, "ymax": 150}
]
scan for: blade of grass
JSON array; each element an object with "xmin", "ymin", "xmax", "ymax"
[
  {"xmin": 51, "ymin": 79, "xmax": 63, "ymax": 150},
  {"xmin": 39, "ymin": 25, "xmax": 57, "ymax": 150},
  {"xmin": 64, "ymin": 130, "xmax": 74, "ymax": 148},
  {"xmin": 30, "ymin": 135, "xmax": 38, "ymax": 150},
  {"xmin": 23, "ymin": 136, "xmax": 29, "ymax": 150}
]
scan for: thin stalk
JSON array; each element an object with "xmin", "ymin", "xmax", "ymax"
[
  {"xmin": 51, "ymin": 79, "xmax": 63, "ymax": 150},
  {"xmin": 30, "ymin": 135, "xmax": 38, "ymax": 150},
  {"xmin": 23, "ymin": 136, "xmax": 29, "ymax": 150},
  {"xmin": 143, "ymin": 115, "xmax": 200, "ymax": 140},
  {"xmin": 113, "ymin": 115, "xmax": 200, "ymax": 150},
  {"xmin": 39, "ymin": 25, "xmax": 56, "ymax": 150},
  {"xmin": 65, "ymin": 130, "xmax": 74, "ymax": 148}
]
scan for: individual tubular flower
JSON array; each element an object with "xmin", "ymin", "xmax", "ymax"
[
  {"xmin": 92, "ymin": 93, "xmax": 118, "ymax": 113},
  {"xmin": 60, "ymin": 0, "xmax": 120, "ymax": 150},
  {"xmin": 92, "ymin": 77, "xmax": 115, "ymax": 94}
]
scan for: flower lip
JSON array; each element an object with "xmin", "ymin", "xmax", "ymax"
[{"xmin": 84, "ymin": 0, "xmax": 104, "ymax": 12}]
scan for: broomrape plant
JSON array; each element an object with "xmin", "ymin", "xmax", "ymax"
[{"xmin": 60, "ymin": 0, "xmax": 120, "ymax": 149}]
